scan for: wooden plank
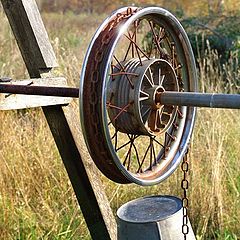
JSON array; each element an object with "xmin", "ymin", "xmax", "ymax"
[
  {"xmin": 43, "ymin": 103, "xmax": 117, "ymax": 240},
  {"xmin": 1, "ymin": 1, "xmax": 117, "ymax": 239},
  {"xmin": 0, "ymin": 77, "xmax": 72, "ymax": 110},
  {"xmin": 1, "ymin": 0, "xmax": 58, "ymax": 77}
]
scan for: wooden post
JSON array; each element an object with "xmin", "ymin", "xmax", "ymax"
[{"xmin": 0, "ymin": 0, "xmax": 117, "ymax": 239}]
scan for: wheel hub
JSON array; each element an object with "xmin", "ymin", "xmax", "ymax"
[{"xmin": 107, "ymin": 58, "xmax": 179, "ymax": 136}]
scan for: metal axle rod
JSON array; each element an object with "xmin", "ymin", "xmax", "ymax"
[
  {"xmin": 156, "ymin": 91, "xmax": 240, "ymax": 109},
  {"xmin": 0, "ymin": 83, "xmax": 239, "ymax": 109},
  {"xmin": 0, "ymin": 83, "xmax": 79, "ymax": 98}
]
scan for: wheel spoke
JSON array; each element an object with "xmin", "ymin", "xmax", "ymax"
[
  {"xmin": 146, "ymin": 25, "xmax": 154, "ymax": 58},
  {"xmin": 125, "ymin": 134, "xmax": 139, "ymax": 170},
  {"xmin": 158, "ymin": 67, "xmax": 161, "ymax": 85},
  {"xmin": 124, "ymin": 34, "xmax": 150, "ymax": 60},
  {"xmin": 127, "ymin": 149, "xmax": 132, "ymax": 170},
  {"xmin": 156, "ymin": 109, "xmax": 164, "ymax": 129},
  {"xmin": 144, "ymin": 73, "xmax": 154, "ymax": 87},
  {"xmin": 148, "ymin": 68, "xmax": 154, "ymax": 85},
  {"xmin": 150, "ymin": 137, "xmax": 157, "ymax": 167},
  {"xmin": 137, "ymin": 141, "xmax": 151, "ymax": 173},
  {"xmin": 139, "ymin": 90, "xmax": 149, "ymax": 102},
  {"xmin": 152, "ymin": 137, "xmax": 165, "ymax": 148},
  {"xmin": 113, "ymin": 55, "xmax": 134, "ymax": 88},
  {"xmin": 177, "ymin": 108, "xmax": 184, "ymax": 119},
  {"xmin": 132, "ymin": 141, "xmax": 142, "ymax": 172},
  {"xmin": 111, "ymin": 63, "xmax": 121, "ymax": 71},
  {"xmin": 116, "ymin": 139, "xmax": 132, "ymax": 152},
  {"xmin": 110, "ymin": 72, "xmax": 139, "ymax": 77},
  {"xmin": 123, "ymin": 32, "xmax": 134, "ymax": 61},
  {"xmin": 107, "ymin": 102, "xmax": 128, "ymax": 112},
  {"xmin": 111, "ymin": 129, "xmax": 118, "ymax": 140},
  {"xmin": 175, "ymin": 64, "xmax": 183, "ymax": 71},
  {"xmin": 163, "ymin": 132, "xmax": 168, "ymax": 158},
  {"xmin": 149, "ymin": 138, "xmax": 153, "ymax": 170},
  {"xmin": 123, "ymin": 137, "xmax": 134, "ymax": 169},
  {"xmin": 125, "ymin": 31, "xmax": 142, "ymax": 65},
  {"xmin": 148, "ymin": 109, "xmax": 162, "ymax": 132},
  {"xmin": 149, "ymin": 21, "xmax": 163, "ymax": 57},
  {"xmin": 171, "ymin": 43, "xmax": 176, "ymax": 68},
  {"xmin": 142, "ymin": 107, "xmax": 151, "ymax": 119},
  {"xmin": 123, "ymin": 20, "xmax": 140, "ymax": 61},
  {"xmin": 116, "ymin": 135, "xmax": 140, "ymax": 152},
  {"xmin": 166, "ymin": 131, "xmax": 176, "ymax": 141},
  {"xmin": 111, "ymin": 128, "xmax": 119, "ymax": 150},
  {"xmin": 157, "ymin": 27, "xmax": 166, "ymax": 43},
  {"xmin": 152, "ymin": 140, "xmax": 157, "ymax": 165},
  {"xmin": 112, "ymin": 101, "xmax": 133, "ymax": 122},
  {"xmin": 160, "ymin": 74, "xmax": 165, "ymax": 85},
  {"xmin": 165, "ymin": 33, "xmax": 173, "ymax": 50}
]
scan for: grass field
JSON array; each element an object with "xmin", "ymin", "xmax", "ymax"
[{"xmin": 0, "ymin": 10, "xmax": 240, "ymax": 240}]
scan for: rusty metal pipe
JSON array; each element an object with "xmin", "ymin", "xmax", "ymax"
[
  {"xmin": 1, "ymin": 84, "xmax": 240, "ymax": 109},
  {"xmin": 0, "ymin": 84, "xmax": 79, "ymax": 98}
]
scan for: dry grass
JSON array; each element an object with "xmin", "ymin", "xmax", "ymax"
[{"xmin": 0, "ymin": 10, "xmax": 239, "ymax": 240}]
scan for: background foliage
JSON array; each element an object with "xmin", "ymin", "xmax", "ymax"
[
  {"xmin": 0, "ymin": 0, "xmax": 239, "ymax": 239},
  {"xmin": 33, "ymin": 0, "xmax": 240, "ymax": 63},
  {"xmin": 35, "ymin": 0, "xmax": 240, "ymax": 15}
]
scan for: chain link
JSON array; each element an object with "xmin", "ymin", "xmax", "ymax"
[
  {"xmin": 181, "ymin": 148, "xmax": 190, "ymax": 239},
  {"xmin": 81, "ymin": 7, "xmax": 140, "ymax": 182}
]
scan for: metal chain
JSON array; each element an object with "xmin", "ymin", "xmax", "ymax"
[
  {"xmin": 82, "ymin": 7, "xmax": 140, "ymax": 181},
  {"xmin": 181, "ymin": 148, "xmax": 190, "ymax": 239}
]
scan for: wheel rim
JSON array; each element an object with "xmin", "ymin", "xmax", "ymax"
[{"xmin": 80, "ymin": 7, "xmax": 197, "ymax": 185}]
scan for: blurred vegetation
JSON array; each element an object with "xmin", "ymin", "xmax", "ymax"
[
  {"xmin": 34, "ymin": 0, "xmax": 240, "ymax": 16},
  {"xmin": 181, "ymin": 13, "xmax": 240, "ymax": 64},
  {"xmin": 33, "ymin": 0, "xmax": 240, "ymax": 64},
  {"xmin": 1, "ymin": 1, "xmax": 239, "ymax": 62},
  {"xmin": 0, "ymin": 0, "xmax": 239, "ymax": 239}
]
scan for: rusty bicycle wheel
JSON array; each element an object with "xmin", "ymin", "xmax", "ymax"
[{"xmin": 80, "ymin": 7, "xmax": 197, "ymax": 185}]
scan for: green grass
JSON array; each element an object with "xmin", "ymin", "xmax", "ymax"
[{"xmin": 0, "ymin": 10, "xmax": 239, "ymax": 239}]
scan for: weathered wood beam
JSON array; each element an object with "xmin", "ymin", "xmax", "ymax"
[
  {"xmin": 1, "ymin": 0, "xmax": 117, "ymax": 239},
  {"xmin": 1, "ymin": 0, "xmax": 58, "ymax": 77},
  {"xmin": 0, "ymin": 77, "xmax": 72, "ymax": 110},
  {"xmin": 43, "ymin": 103, "xmax": 117, "ymax": 240}
]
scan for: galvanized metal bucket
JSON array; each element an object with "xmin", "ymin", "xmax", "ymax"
[{"xmin": 117, "ymin": 195, "xmax": 196, "ymax": 240}]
